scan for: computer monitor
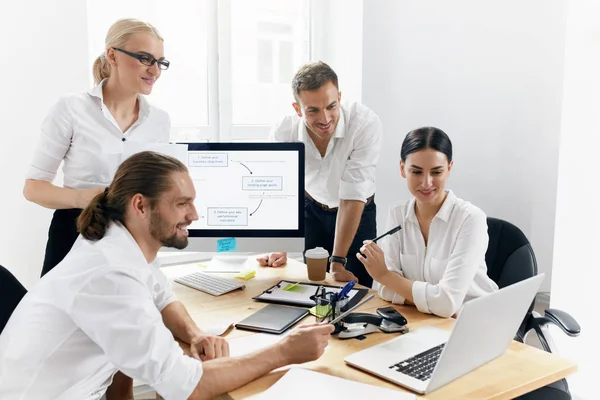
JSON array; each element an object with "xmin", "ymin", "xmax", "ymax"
[{"xmin": 160, "ymin": 142, "xmax": 305, "ymax": 270}]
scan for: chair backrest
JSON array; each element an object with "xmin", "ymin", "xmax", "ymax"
[
  {"xmin": 0, "ymin": 265, "xmax": 27, "ymax": 334},
  {"xmin": 485, "ymin": 217, "xmax": 538, "ymax": 289},
  {"xmin": 485, "ymin": 217, "xmax": 538, "ymax": 342}
]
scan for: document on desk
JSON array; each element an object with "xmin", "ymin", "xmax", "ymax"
[{"xmin": 248, "ymin": 367, "xmax": 415, "ymax": 399}]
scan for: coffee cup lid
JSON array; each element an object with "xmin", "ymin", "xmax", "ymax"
[{"xmin": 305, "ymin": 247, "xmax": 329, "ymax": 259}]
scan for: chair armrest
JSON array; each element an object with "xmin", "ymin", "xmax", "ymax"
[
  {"xmin": 526, "ymin": 308, "xmax": 580, "ymax": 353},
  {"xmin": 543, "ymin": 309, "xmax": 581, "ymax": 336}
]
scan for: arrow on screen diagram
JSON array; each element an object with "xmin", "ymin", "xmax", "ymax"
[
  {"xmin": 239, "ymin": 162, "xmax": 253, "ymax": 174},
  {"xmin": 250, "ymin": 199, "xmax": 263, "ymax": 216}
]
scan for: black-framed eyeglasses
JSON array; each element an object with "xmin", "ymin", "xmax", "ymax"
[{"xmin": 112, "ymin": 47, "xmax": 170, "ymax": 70}]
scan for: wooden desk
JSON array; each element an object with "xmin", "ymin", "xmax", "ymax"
[{"xmin": 166, "ymin": 260, "xmax": 577, "ymax": 400}]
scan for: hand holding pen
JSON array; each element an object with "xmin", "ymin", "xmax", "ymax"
[{"xmin": 356, "ymin": 224, "xmax": 402, "ymax": 282}]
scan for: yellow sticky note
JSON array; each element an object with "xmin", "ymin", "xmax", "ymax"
[
  {"xmin": 283, "ymin": 282, "xmax": 301, "ymax": 291},
  {"xmin": 309, "ymin": 305, "xmax": 331, "ymax": 318},
  {"xmin": 235, "ymin": 269, "xmax": 256, "ymax": 281},
  {"xmin": 197, "ymin": 263, "xmax": 207, "ymax": 269}
]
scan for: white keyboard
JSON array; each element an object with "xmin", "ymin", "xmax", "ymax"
[{"xmin": 174, "ymin": 272, "xmax": 246, "ymax": 296}]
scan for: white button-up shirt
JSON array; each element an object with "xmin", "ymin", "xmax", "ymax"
[
  {"xmin": 0, "ymin": 223, "xmax": 202, "ymax": 400},
  {"xmin": 26, "ymin": 79, "xmax": 171, "ymax": 189},
  {"xmin": 270, "ymin": 102, "xmax": 382, "ymax": 208},
  {"xmin": 375, "ymin": 191, "xmax": 499, "ymax": 318}
]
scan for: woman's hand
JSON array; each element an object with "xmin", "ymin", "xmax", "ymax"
[{"xmin": 357, "ymin": 240, "xmax": 389, "ymax": 282}]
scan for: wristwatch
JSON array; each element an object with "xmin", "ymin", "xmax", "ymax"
[{"xmin": 329, "ymin": 255, "xmax": 347, "ymax": 267}]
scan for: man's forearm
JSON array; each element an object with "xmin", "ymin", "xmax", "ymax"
[
  {"xmin": 161, "ymin": 301, "xmax": 203, "ymax": 343},
  {"xmin": 333, "ymin": 199, "xmax": 366, "ymax": 261},
  {"xmin": 188, "ymin": 345, "xmax": 288, "ymax": 400}
]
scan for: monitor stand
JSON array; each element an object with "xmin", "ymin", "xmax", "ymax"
[
  {"xmin": 156, "ymin": 251, "xmax": 254, "ymax": 273},
  {"xmin": 205, "ymin": 252, "xmax": 253, "ymax": 273}
]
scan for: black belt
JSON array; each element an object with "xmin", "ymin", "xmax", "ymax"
[{"xmin": 305, "ymin": 192, "xmax": 374, "ymax": 212}]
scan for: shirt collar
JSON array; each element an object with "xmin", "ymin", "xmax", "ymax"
[
  {"xmin": 296, "ymin": 108, "xmax": 347, "ymax": 141},
  {"xmin": 87, "ymin": 78, "xmax": 151, "ymax": 119},
  {"xmin": 103, "ymin": 221, "xmax": 155, "ymax": 266},
  {"xmin": 406, "ymin": 189, "xmax": 457, "ymax": 224}
]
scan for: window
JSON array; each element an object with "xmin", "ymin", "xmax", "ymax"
[{"xmin": 87, "ymin": 0, "xmax": 310, "ymax": 142}]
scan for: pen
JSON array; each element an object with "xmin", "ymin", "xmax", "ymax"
[
  {"xmin": 329, "ymin": 294, "xmax": 375, "ymax": 325},
  {"xmin": 338, "ymin": 280, "xmax": 356, "ymax": 299},
  {"xmin": 371, "ymin": 224, "xmax": 402, "ymax": 243}
]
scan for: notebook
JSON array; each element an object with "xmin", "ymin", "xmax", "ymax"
[{"xmin": 234, "ymin": 304, "xmax": 310, "ymax": 334}]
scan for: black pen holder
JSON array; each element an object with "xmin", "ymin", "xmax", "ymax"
[{"xmin": 310, "ymin": 291, "xmax": 349, "ymax": 334}]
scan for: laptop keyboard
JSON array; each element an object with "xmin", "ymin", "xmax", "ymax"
[{"xmin": 389, "ymin": 343, "xmax": 446, "ymax": 381}]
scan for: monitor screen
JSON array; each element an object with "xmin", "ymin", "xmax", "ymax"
[{"xmin": 175, "ymin": 142, "xmax": 305, "ymax": 254}]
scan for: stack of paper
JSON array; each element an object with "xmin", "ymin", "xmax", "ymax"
[{"xmin": 248, "ymin": 367, "xmax": 416, "ymax": 399}]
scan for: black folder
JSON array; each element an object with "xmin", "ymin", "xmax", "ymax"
[{"xmin": 234, "ymin": 304, "xmax": 309, "ymax": 334}]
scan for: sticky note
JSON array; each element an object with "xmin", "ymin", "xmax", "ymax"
[
  {"xmin": 197, "ymin": 263, "xmax": 207, "ymax": 269},
  {"xmin": 309, "ymin": 305, "xmax": 332, "ymax": 318},
  {"xmin": 283, "ymin": 282, "xmax": 301, "ymax": 292},
  {"xmin": 217, "ymin": 237, "xmax": 237, "ymax": 252},
  {"xmin": 235, "ymin": 269, "xmax": 256, "ymax": 281}
]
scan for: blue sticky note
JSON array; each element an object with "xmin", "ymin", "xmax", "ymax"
[{"xmin": 217, "ymin": 237, "xmax": 237, "ymax": 253}]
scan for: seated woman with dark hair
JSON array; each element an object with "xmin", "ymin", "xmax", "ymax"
[{"xmin": 357, "ymin": 127, "xmax": 498, "ymax": 318}]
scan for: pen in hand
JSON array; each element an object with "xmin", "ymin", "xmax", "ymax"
[
  {"xmin": 358, "ymin": 224, "xmax": 403, "ymax": 258},
  {"xmin": 371, "ymin": 224, "xmax": 403, "ymax": 243}
]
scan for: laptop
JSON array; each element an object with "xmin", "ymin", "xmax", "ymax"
[{"xmin": 344, "ymin": 274, "xmax": 545, "ymax": 394}]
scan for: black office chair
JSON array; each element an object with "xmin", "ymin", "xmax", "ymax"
[
  {"xmin": 0, "ymin": 265, "xmax": 27, "ymax": 334},
  {"xmin": 485, "ymin": 217, "xmax": 580, "ymax": 400}
]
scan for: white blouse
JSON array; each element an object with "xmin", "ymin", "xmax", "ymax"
[
  {"xmin": 0, "ymin": 223, "xmax": 202, "ymax": 400},
  {"xmin": 26, "ymin": 79, "xmax": 171, "ymax": 190},
  {"xmin": 375, "ymin": 190, "xmax": 498, "ymax": 318}
]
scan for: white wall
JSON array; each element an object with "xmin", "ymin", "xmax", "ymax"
[
  {"xmin": 551, "ymin": 0, "xmax": 600, "ymax": 398},
  {"xmin": 311, "ymin": 0, "xmax": 363, "ymax": 102},
  {"xmin": 0, "ymin": 0, "xmax": 89, "ymax": 288},
  {"xmin": 363, "ymin": 0, "xmax": 567, "ymax": 292}
]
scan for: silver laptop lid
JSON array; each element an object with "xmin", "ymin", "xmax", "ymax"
[{"xmin": 427, "ymin": 273, "xmax": 545, "ymax": 392}]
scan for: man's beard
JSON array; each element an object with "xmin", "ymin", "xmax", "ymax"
[{"xmin": 149, "ymin": 209, "xmax": 189, "ymax": 250}]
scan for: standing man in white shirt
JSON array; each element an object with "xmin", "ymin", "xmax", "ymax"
[
  {"xmin": 24, "ymin": 18, "xmax": 172, "ymax": 277},
  {"xmin": 258, "ymin": 62, "xmax": 382, "ymax": 287},
  {"xmin": 0, "ymin": 151, "xmax": 334, "ymax": 400}
]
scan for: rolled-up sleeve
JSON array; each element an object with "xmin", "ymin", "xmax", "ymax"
[
  {"xmin": 26, "ymin": 97, "xmax": 73, "ymax": 182},
  {"xmin": 339, "ymin": 117, "xmax": 382, "ymax": 201},
  {"xmin": 375, "ymin": 207, "xmax": 406, "ymax": 304},
  {"xmin": 68, "ymin": 270, "xmax": 202, "ymax": 400},
  {"xmin": 411, "ymin": 211, "xmax": 488, "ymax": 318}
]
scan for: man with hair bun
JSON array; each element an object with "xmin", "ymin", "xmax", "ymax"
[{"xmin": 1, "ymin": 151, "xmax": 334, "ymax": 400}]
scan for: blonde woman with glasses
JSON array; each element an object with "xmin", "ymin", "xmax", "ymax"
[{"xmin": 23, "ymin": 18, "xmax": 172, "ymax": 277}]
